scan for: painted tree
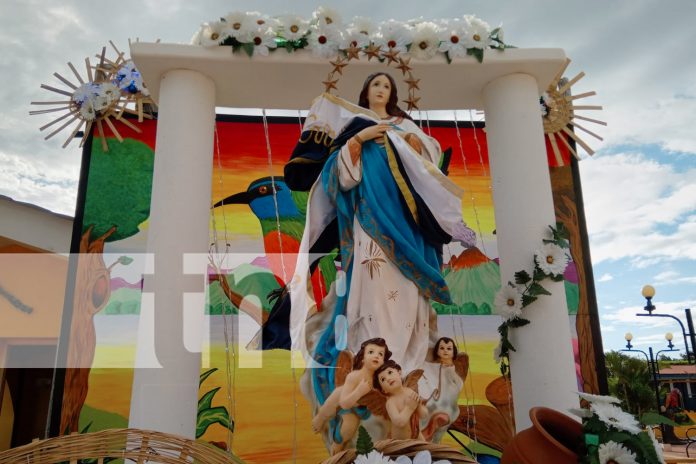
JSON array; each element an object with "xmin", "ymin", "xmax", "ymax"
[{"xmin": 61, "ymin": 137, "xmax": 153, "ymax": 433}]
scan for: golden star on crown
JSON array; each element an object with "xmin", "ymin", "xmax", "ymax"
[
  {"xmin": 405, "ymin": 73, "xmax": 421, "ymax": 91},
  {"xmin": 330, "ymin": 57, "xmax": 348, "ymax": 75},
  {"xmin": 382, "ymin": 47, "xmax": 400, "ymax": 64},
  {"xmin": 323, "ymin": 78, "xmax": 339, "ymax": 92},
  {"xmin": 344, "ymin": 44, "xmax": 361, "ymax": 60},
  {"xmin": 396, "ymin": 56, "xmax": 412, "ymax": 74},
  {"xmin": 364, "ymin": 43, "xmax": 382, "ymax": 61},
  {"xmin": 404, "ymin": 95, "xmax": 421, "ymax": 111}
]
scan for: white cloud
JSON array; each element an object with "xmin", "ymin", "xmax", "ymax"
[
  {"xmin": 654, "ymin": 270, "xmax": 696, "ymax": 286},
  {"xmin": 0, "ymin": 151, "xmax": 79, "ymax": 215},
  {"xmin": 597, "ymin": 273, "xmax": 614, "ymax": 282},
  {"xmin": 580, "ymin": 152, "xmax": 696, "ymax": 265}
]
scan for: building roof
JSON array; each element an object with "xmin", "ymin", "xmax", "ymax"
[{"xmin": 0, "ymin": 195, "xmax": 73, "ymax": 253}]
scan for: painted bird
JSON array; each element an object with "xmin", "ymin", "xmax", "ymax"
[
  {"xmin": 212, "ymin": 176, "xmax": 308, "ymax": 287},
  {"xmin": 212, "ymin": 176, "xmax": 333, "ymax": 349}
]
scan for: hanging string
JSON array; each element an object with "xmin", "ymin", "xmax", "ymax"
[
  {"xmin": 469, "ymin": 110, "xmax": 489, "ymax": 179},
  {"xmin": 261, "ymin": 109, "xmax": 289, "ymax": 286},
  {"xmin": 210, "ymin": 123, "xmax": 236, "ymax": 454},
  {"xmin": 261, "ymin": 108, "xmax": 297, "ymax": 462},
  {"xmin": 425, "ymin": 110, "xmax": 432, "ymax": 137},
  {"xmin": 453, "ymin": 111, "xmax": 488, "ymax": 257}
]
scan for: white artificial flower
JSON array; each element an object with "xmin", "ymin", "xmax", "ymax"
[
  {"xmin": 245, "ymin": 10, "xmax": 271, "ymax": 29},
  {"xmin": 438, "ymin": 19, "xmax": 468, "ymax": 59},
  {"xmin": 277, "ymin": 14, "xmax": 309, "ymax": 41},
  {"xmin": 114, "ymin": 60, "xmax": 148, "ymax": 95},
  {"xmin": 646, "ymin": 426, "xmax": 666, "ymax": 464},
  {"xmin": 307, "ymin": 25, "xmax": 342, "ymax": 59},
  {"xmin": 350, "ymin": 16, "xmax": 377, "ymax": 37},
  {"xmin": 222, "ymin": 11, "xmax": 256, "ymax": 41},
  {"xmin": 354, "ymin": 450, "xmax": 395, "ymax": 464},
  {"xmin": 461, "ymin": 15, "xmax": 492, "ymax": 50},
  {"xmin": 409, "ymin": 22, "xmax": 440, "ymax": 60},
  {"xmin": 394, "ymin": 450, "xmax": 451, "ymax": 464},
  {"xmin": 78, "ymin": 101, "xmax": 96, "ymax": 121},
  {"xmin": 197, "ymin": 21, "xmax": 229, "ymax": 47},
  {"xmin": 534, "ymin": 243, "xmax": 569, "ymax": 276},
  {"xmin": 590, "ymin": 402, "xmax": 642, "ymax": 434},
  {"xmin": 577, "ymin": 392, "xmax": 622, "ymax": 405},
  {"xmin": 568, "ymin": 407, "xmax": 593, "ymax": 419},
  {"xmin": 72, "ymin": 82, "xmax": 97, "ymax": 104},
  {"xmin": 342, "ymin": 28, "xmax": 371, "ymax": 49},
  {"xmin": 249, "ymin": 27, "xmax": 277, "ymax": 56},
  {"xmin": 494, "ymin": 284, "xmax": 523, "ymax": 320},
  {"xmin": 405, "ymin": 16, "xmax": 425, "ymax": 27},
  {"xmin": 92, "ymin": 83, "xmax": 120, "ymax": 111},
  {"xmin": 597, "ymin": 441, "xmax": 639, "ymax": 464},
  {"xmin": 375, "ymin": 20, "xmax": 413, "ymax": 54},
  {"xmin": 313, "ymin": 6, "xmax": 343, "ymax": 29}
]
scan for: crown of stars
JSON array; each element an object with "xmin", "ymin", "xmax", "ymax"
[{"xmin": 322, "ymin": 47, "xmax": 421, "ymax": 113}]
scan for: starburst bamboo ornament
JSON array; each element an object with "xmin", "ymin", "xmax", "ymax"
[
  {"xmin": 542, "ymin": 58, "xmax": 605, "ymax": 165},
  {"xmin": 30, "ymin": 41, "xmax": 154, "ymax": 152}
]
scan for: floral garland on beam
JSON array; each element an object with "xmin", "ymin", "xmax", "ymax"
[
  {"xmin": 493, "ymin": 223, "xmax": 571, "ymax": 377},
  {"xmin": 191, "ymin": 6, "xmax": 511, "ymax": 63}
]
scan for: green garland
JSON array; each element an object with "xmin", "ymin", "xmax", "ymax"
[{"xmin": 497, "ymin": 223, "xmax": 571, "ymax": 377}]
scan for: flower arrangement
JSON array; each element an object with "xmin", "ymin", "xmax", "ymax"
[
  {"xmin": 190, "ymin": 7, "xmax": 511, "ymax": 62},
  {"xmin": 493, "ymin": 223, "xmax": 571, "ymax": 376},
  {"xmin": 573, "ymin": 392, "xmax": 666, "ymax": 464},
  {"xmin": 350, "ymin": 427, "xmax": 452, "ymax": 464}
]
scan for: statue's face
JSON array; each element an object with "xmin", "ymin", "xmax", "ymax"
[
  {"xmin": 437, "ymin": 341, "xmax": 455, "ymax": 361},
  {"xmin": 378, "ymin": 366, "xmax": 402, "ymax": 394},
  {"xmin": 367, "ymin": 74, "xmax": 391, "ymax": 108},
  {"xmin": 364, "ymin": 343, "xmax": 386, "ymax": 370}
]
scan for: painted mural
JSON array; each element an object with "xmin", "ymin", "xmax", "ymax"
[{"xmin": 53, "ymin": 113, "xmax": 598, "ymax": 463}]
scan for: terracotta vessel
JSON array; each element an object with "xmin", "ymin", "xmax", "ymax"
[{"xmin": 500, "ymin": 406, "xmax": 582, "ymax": 464}]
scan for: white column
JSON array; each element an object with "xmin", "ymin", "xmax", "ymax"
[
  {"xmin": 129, "ymin": 69, "xmax": 215, "ymax": 437},
  {"xmin": 483, "ymin": 73, "xmax": 578, "ymax": 430}
]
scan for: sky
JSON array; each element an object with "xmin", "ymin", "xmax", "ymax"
[{"xmin": 1, "ymin": 0, "xmax": 695, "ymax": 358}]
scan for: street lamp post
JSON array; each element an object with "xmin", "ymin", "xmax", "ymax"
[
  {"xmin": 621, "ymin": 332, "xmax": 679, "ymax": 443},
  {"xmin": 637, "ymin": 285, "xmax": 696, "ymax": 364}
]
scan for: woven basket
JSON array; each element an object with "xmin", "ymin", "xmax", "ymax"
[
  {"xmin": 321, "ymin": 439, "xmax": 477, "ymax": 464},
  {"xmin": 0, "ymin": 428, "xmax": 244, "ymax": 464}
]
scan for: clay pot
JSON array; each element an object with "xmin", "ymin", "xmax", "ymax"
[{"xmin": 501, "ymin": 406, "xmax": 582, "ymax": 464}]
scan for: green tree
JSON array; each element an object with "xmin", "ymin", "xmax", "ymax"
[{"xmin": 604, "ymin": 351, "xmax": 658, "ymax": 417}]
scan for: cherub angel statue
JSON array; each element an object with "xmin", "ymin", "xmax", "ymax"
[
  {"xmin": 418, "ymin": 337, "xmax": 469, "ymax": 442},
  {"xmin": 358, "ymin": 360, "xmax": 427, "ymax": 440},
  {"xmin": 311, "ymin": 337, "xmax": 392, "ymax": 454}
]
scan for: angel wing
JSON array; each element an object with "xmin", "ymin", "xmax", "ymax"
[
  {"xmin": 357, "ymin": 389, "xmax": 389, "ymax": 418},
  {"xmin": 335, "ymin": 350, "xmax": 354, "ymax": 387},
  {"xmin": 454, "ymin": 353, "xmax": 470, "ymax": 383},
  {"xmin": 404, "ymin": 369, "xmax": 424, "ymax": 393}
]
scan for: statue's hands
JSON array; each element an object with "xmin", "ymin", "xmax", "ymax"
[
  {"xmin": 358, "ymin": 123, "xmax": 390, "ymax": 142},
  {"xmin": 407, "ymin": 389, "xmax": 420, "ymax": 407}
]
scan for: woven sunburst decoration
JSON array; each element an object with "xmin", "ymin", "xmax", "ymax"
[
  {"xmin": 323, "ymin": 45, "xmax": 422, "ymax": 111},
  {"xmin": 30, "ymin": 41, "xmax": 154, "ymax": 152},
  {"xmin": 541, "ymin": 58, "xmax": 605, "ymax": 166}
]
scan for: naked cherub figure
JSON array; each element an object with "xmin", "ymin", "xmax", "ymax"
[
  {"xmin": 311, "ymin": 337, "xmax": 392, "ymax": 453},
  {"xmin": 359, "ymin": 360, "xmax": 426, "ymax": 440}
]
